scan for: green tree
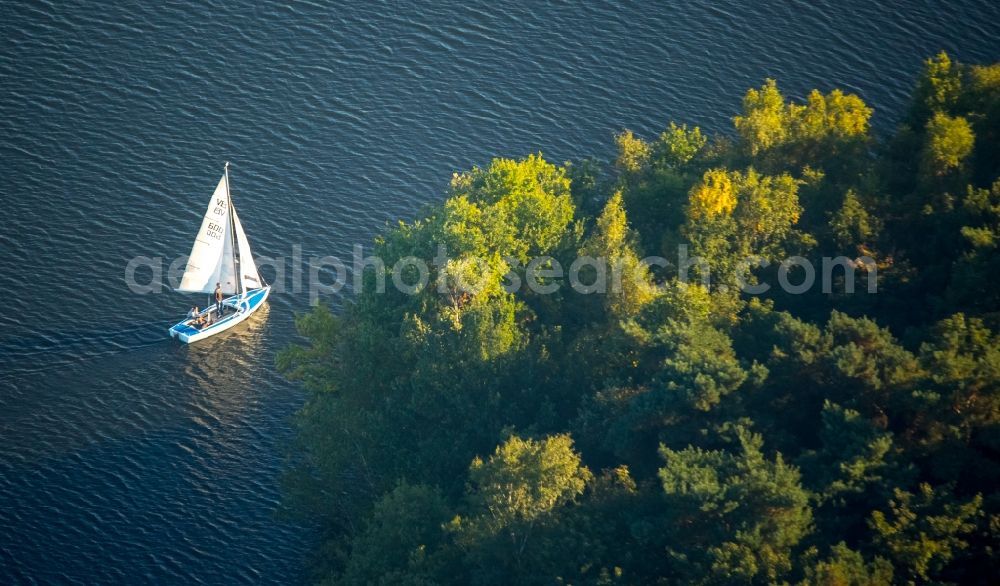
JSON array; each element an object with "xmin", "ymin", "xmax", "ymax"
[
  {"xmin": 657, "ymin": 425, "xmax": 813, "ymax": 584},
  {"xmin": 922, "ymin": 111, "xmax": 975, "ymax": 175},
  {"xmin": 682, "ymin": 168, "xmax": 806, "ymax": 292},
  {"xmin": 869, "ymin": 483, "xmax": 982, "ymax": 583},
  {"xmin": 910, "ymin": 51, "xmax": 962, "ymax": 123},
  {"xmin": 734, "ymin": 79, "xmax": 789, "ymax": 156},
  {"xmin": 947, "ymin": 181, "xmax": 1000, "ymax": 312},
  {"xmin": 820, "ymin": 311, "xmax": 922, "ymax": 420},
  {"xmin": 654, "ymin": 122, "xmax": 708, "ymax": 169},
  {"xmin": 918, "ymin": 313, "xmax": 1000, "ymax": 441},
  {"xmin": 629, "ymin": 294, "xmax": 748, "ymax": 413},
  {"xmin": 576, "ymin": 281, "xmax": 750, "ymax": 473},
  {"xmin": 798, "ymin": 543, "xmax": 894, "ymax": 586},
  {"xmin": 579, "ymin": 191, "xmax": 657, "ymax": 319},
  {"xmin": 614, "ymin": 129, "xmax": 651, "ymax": 175},
  {"xmin": 911, "ymin": 313, "xmax": 1000, "ymax": 492},
  {"xmin": 450, "ymin": 434, "xmax": 593, "ymax": 583},
  {"xmin": 447, "ymin": 153, "xmax": 575, "ymax": 263},
  {"xmin": 829, "ymin": 189, "xmax": 876, "ymax": 250},
  {"xmin": 339, "ymin": 483, "xmax": 455, "ymax": 586},
  {"xmin": 798, "ymin": 401, "xmax": 900, "ymax": 505},
  {"xmin": 465, "ymin": 434, "xmax": 592, "ymax": 530}
]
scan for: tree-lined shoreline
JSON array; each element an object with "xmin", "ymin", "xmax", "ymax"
[{"xmin": 280, "ymin": 53, "xmax": 1000, "ymax": 585}]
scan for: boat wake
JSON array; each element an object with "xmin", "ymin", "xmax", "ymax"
[{"xmin": 0, "ymin": 320, "xmax": 173, "ymax": 383}]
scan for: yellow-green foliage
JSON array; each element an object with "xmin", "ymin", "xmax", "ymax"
[
  {"xmin": 869, "ymin": 484, "xmax": 982, "ymax": 583},
  {"xmin": 586, "ymin": 190, "xmax": 628, "ymax": 254},
  {"xmin": 581, "ymin": 191, "xmax": 657, "ymax": 317},
  {"xmin": 968, "ymin": 62, "xmax": 1000, "ymax": 97},
  {"xmin": 684, "ymin": 167, "xmax": 803, "ymax": 270},
  {"xmin": 734, "ymin": 79, "xmax": 871, "ymax": 157},
  {"xmin": 923, "ymin": 111, "xmax": 975, "ymax": 174},
  {"xmin": 798, "ymin": 543, "xmax": 894, "ymax": 586},
  {"xmin": 466, "ymin": 434, "xmax": 592, "ymax": 529},
  {"xmin": 656, "ymin": 122, "xmax": 707, "ymax": 167},
  {"xmin": 792, "ymin": 89, "xmax": 872, "ymax": 139},
  {"xmin": 448, "ymin": 153, "xmax": 574, "ymax": 263},
  {"xmin": 916, "ymin": 52, "xmax": 963, "ymax": 114},
  {"xmin": 688, "ymin": 168, "xmax": 737, "ymax": 219},
  {"xmin": 736, "ymin": 168, "xmax": 802, "ymax": 240},
  {"xmin": 614, "ymin": 129, "xmax": 652, "ymax": 174},
  {"xmin": 734, "ymin": 79, "xmax": 789, "ymax": 155}
]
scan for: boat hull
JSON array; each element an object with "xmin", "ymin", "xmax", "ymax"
[{"xmin": 169, "ymin": 286, "xmax": 270, "ymax": 343}]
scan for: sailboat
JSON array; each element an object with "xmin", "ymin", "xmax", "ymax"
[{"xmin": 169, "ymin": 162, "xmax": 271, "ymax": 343}]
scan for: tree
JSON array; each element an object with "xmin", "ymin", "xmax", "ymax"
[
  {"xmin": 918, "ymin": 313, "xmax": 1000, "ymax": 440},
  {"xmin": 339, "ymin": 483, "xmax": 455, "ymax": 586},
  {"xmin": 829, "ymin": 189, "xmax": 876, "ymax": 250},
  {"xmin": 910, "ymin": 51, "xmax": 962, "ymax": 123},
  {"xmin": 682, "ymin": 167, "xmax": 806, "ymax": 292},
  {"xmin": 576, "ymin": 280, "xmax": 752, "ymax": 471},
  {"xmin": 579, "ymin": 190, "xmax": 657, "ymax": 319},
  {"xmin": 911, "ymin": 313, "xmax": 1000, "ymax": 492},
  {"xmin": 792, "ymin": 89, "xmax": 872, "ymax": 141},
  {"xmin": 447, "ymin": 153, "xmax": 575, "ymax": 263},
  {"xmin": 657, "ymin": 425, "xmax": 813, "ymax": 584},
  {"xmin": 922, "ymin": 111, "xmax": 975, "ymax": 175},
  {"xmin": 734, "ymin": 79, "xmax": 871, "ymax": 173},
  {"xmin": 796, "ymin": 401, "xmax": 911, "ymax": 542},
  {"xmin": 451, "ymin": 434, "xmax": 592, "ymax": 583},
  {"xmin": 798, "ymin": 401, "xmax": 901, "ymax": 505},
  {"xmin": 465, "ymin": 434, "xmax": 591, "ymax": 529},
  {"xmin": 614, "ymin": 129, "xmax": 651, "ymax": 175},
  {"xmin": 869, "ymin": 483, "xmax": 982, "ymax": 583},
  {"xmin": 798, "ymin": 543, "xmax": 893, "ymax": 586},
  {"xmin": 947, "ymin": 181, "xmax": 1000, "ymax": 312},
  {"xmin": 734, "ymin": 168, "xmax": 803, "ymax": 255},
  {"xmin": 632, "ymin": 306, "xmax": 748, "ymax": 414},
  {"xmin": 688, "ymin": 168, "xmax": 737, "ymax": 220},
  {"xmin": 734, "ymin": 79, "xmax": 789, "ymax": 156},
  {"xmin": 654, "ymin": 122, "xmax": 707, "ymax": 169},
  {"xmin": 820, "ymin": 311, "xmax": 922, "ymax": 420}
]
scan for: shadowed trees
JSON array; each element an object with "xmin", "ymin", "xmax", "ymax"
[{"xmin": 281, "ymin": 53, "xmax": 1000, "ymax": 585}]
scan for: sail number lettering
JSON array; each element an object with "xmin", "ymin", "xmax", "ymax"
[
  {"xmin": 205, "ymin": 198, "xmax": 228, "ymax": 239},
  {"xmin": 206, "ymin": 221, "xmax": 224, "ymax": 240}
]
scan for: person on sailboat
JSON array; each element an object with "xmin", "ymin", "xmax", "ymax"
[
  {"xmin": 215, "ymin": 283, "xmax": 223, "ymax": 317},
  {"xmin": 168, "ymin": 164, "xmax": 271, "ymax": 343}
]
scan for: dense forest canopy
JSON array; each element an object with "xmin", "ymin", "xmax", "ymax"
[{"xmin": 279, "ymin": 53, "xmax": 1000, "ymax": 584}]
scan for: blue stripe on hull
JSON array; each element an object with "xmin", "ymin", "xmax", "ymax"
[{"xmin": 168, "ymin": 287, "xmax": 271, "ymax": 343}]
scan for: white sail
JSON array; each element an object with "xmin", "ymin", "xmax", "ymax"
[
  {"xmin": 177, "ymin": 175, "xmax": 232, "ymax": 294},
  {"xmin": 232, "ymin": 207, "xmax": 263, "ymax": 290},
  {"xmin": 169, "ymin": 164, "xmax": 273, "ymax": 343},
  {"xmin": 217, "ymin": 216, "xmax": 239, "ymax": 295}
]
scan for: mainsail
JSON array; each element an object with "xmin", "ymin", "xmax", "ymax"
[
  {"xmin": 177, "ymin": 168, "xmax": 263, "ymax": 295},
  {"xmin": 178, "ymin": 175, "xmax": 233, "ymax": 294},
  {"xmin": 232, "ymin": 207, "xmax": 263, "ymax": 290}
]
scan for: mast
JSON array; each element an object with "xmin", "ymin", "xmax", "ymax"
[{"xmin": 224, "ymin": 161, "xmax": 242, "ymax": 296}]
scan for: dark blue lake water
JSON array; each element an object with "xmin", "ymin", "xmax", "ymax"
[{"xmin": 1, "ymin": 0, "xmax": 997, "ymax": 583}]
